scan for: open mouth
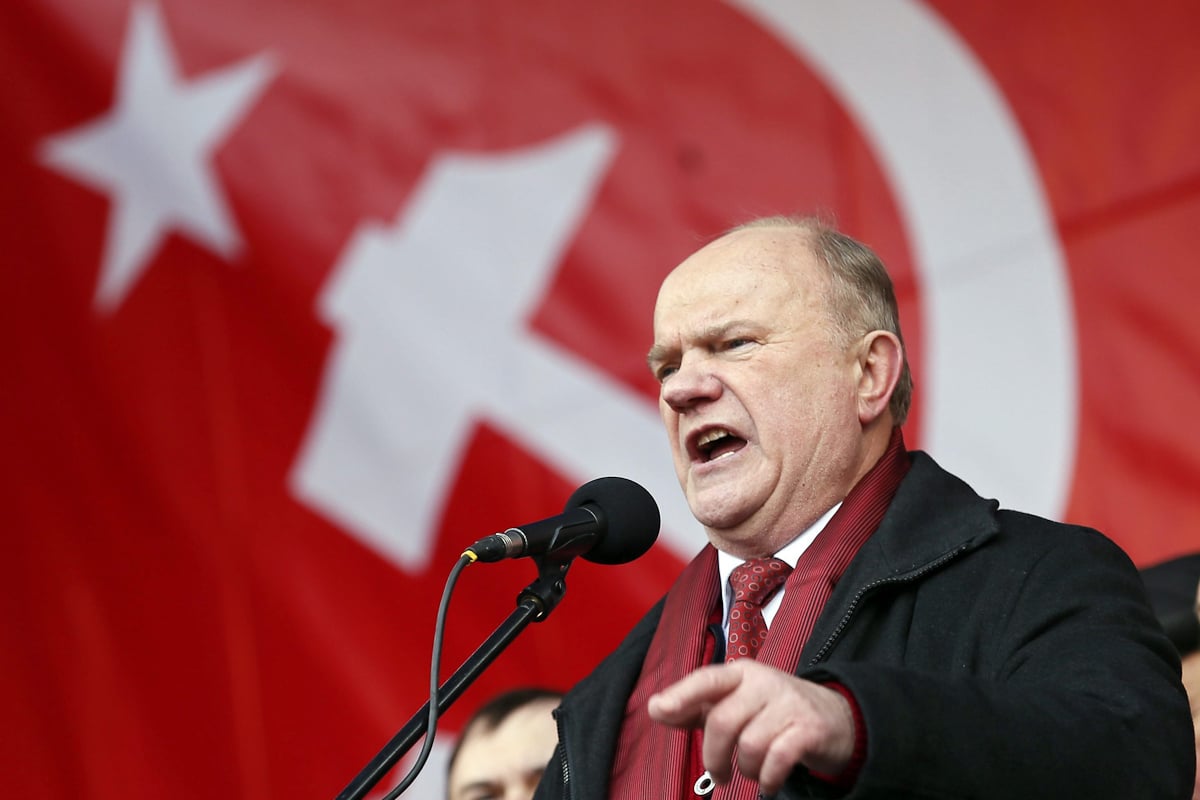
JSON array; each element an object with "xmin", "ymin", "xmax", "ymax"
[{"xmin": 694, "ymin": 428, "xmax": 746, "ymax": 463}]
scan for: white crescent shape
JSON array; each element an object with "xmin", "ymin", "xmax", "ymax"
[{"xmin": 731, "ymin": 0, "xmax": 1077, "ymax": 519}]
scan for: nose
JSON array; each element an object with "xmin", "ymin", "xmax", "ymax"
[{"xmin": 660, "ymin": 354, "xmax": 722, "ymax": 413}]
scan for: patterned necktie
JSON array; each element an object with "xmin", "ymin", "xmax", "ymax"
[{"xmin": 725, "ymin": 557, "xmax": 792, "ymax": 662}]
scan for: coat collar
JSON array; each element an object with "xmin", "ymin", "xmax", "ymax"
[{"xmin": 799, "ymin": 450, "xmax": 1002, "ymax": 666}]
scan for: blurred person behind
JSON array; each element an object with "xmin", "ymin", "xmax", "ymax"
[
  {"xmin": 1142, "ymin": 553, "xmax": 1200, "ymax": 800},
  {"xmin": 446, "ymin": 687, "xmax": 562, "ymax": 800}
]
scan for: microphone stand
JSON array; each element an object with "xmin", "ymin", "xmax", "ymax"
[{"xmin": 334, "ymin": 554, "xmax": 574, "ymax": 800}]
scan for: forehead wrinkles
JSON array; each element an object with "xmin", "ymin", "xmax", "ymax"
[
  {"xmin": 655, "ymin": 243, "xmax": 823, "ymax": 339},
  {"xmin": 651, "ymin": 280, "xmax": 743, "ymax": 357},
  {"xmin": 649, "ymin": 230, "xmax": 840, "ymax": 376}
]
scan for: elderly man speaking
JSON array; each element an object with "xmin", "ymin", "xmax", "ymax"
[{"xmin": 533, "ymin": 216, "xmax": 1194, "ymax": 800}]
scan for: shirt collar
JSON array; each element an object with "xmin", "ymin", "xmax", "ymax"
[{"xmin": 716, "ymin": 501, "xmax": 842, "ymax": 622}]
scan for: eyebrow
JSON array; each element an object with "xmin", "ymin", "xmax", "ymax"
[
  {"xmin": 454, "ymin": 779, "xmax": 500, "ymax": 799},
  {"xmin": 647, "ymin": 320, "xmax": 758, "ymax": 367},
  {"xmin": 646, "ymin": 342, "xmax": 674, "ymax": 369}
]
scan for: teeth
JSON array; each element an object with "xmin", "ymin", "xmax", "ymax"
[{"xmin": 697, "ymin": 429, "xmax": 731, "ymax": 448}]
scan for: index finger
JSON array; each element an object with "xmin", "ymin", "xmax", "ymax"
[{"xmin": 647, "ymin": 663, "xmax": 743, "ymax": 727}]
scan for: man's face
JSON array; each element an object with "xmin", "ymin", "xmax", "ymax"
[
  {"xmin": 447, "ymin": 699, "xmax": 559, "ymax": 800},
  {"xmin": 648, "ymin": 227, "xmax": 866, "ymax": 557}
]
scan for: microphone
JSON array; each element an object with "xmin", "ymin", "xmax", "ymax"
[{"xmin": 463, "ymin": 477, "xmax": 660, "ymax": 565}]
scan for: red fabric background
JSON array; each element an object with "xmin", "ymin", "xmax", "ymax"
[{"xmin": 1, "ymin": 2, "xmax": 1197, "ymax": 798}]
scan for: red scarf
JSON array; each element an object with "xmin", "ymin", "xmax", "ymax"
[{"xmin": 610, "ymin": 429, "xmax": 910, "ymax": 799}]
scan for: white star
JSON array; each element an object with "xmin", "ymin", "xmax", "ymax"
[
  {"xmin": 39, "ymin": 2, "xmax": 276, "ymax": 313},
  {"xmin": 292, "ymin": 125, "xmax": 699, "ymax": 572}
]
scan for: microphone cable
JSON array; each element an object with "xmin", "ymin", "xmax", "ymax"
[{"xmin": 380, "ymin": 552, "xmax": 474, "ymax": 800}]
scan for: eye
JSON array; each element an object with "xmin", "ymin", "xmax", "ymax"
[
  {"xmin": 464, "ymin": 790, "xmax": 501, "ymax": 800},
  {"xmin": 654, "ymin": 363, "xmax": 678, "ymax": 383},
  {"xmin": 723, "ymin": 337, "xmax": 754, "ymax": 351}
]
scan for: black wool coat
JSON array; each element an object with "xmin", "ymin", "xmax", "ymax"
[{"xmin": 534, "ymin": 452, "xmax": 1195, "ymax": 799}]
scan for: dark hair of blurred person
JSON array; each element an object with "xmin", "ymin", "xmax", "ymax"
[{"xmin": 446, "ymin": 687, "xmax": 563, "ymax": 800}]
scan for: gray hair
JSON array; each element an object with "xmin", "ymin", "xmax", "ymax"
[{"xmin": 732, "ymin": 215, "xmax": 914, "ymax": 426}]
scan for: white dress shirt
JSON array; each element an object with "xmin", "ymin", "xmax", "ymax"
[{"xmin": 716, "ymin": 502, "xmax": 842, "ymax": 641}]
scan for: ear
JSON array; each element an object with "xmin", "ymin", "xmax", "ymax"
[{"xmin": 856, "ymin": 330, "xmax": 903, "ymax": 426}]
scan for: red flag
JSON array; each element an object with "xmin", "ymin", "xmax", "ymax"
[{"xmin": 2, "ymin": 2, "xmax": 1198, "ymax": 798}]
